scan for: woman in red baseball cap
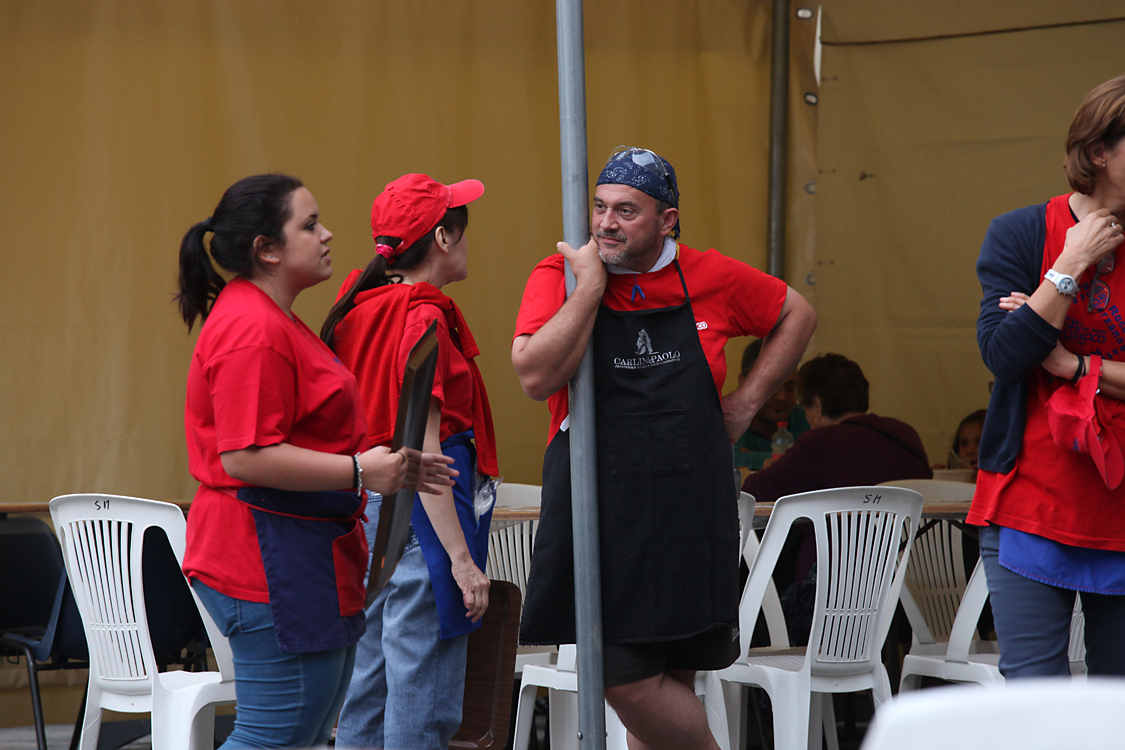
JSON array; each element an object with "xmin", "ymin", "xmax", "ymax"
[{"xmin": 321, "ymin": 173, "xmax": 497, "ymax": 748}]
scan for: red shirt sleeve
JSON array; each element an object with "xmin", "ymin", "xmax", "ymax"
[
  {"xmin": 400, "ymin": 304, "xmax": 450, "ymax": 411},
  {"xmin": 715, "ymin": 252, "xmax": 787, "ymax": 339},
  {"xmin": 206, "ymin": 345, "xmax": 295, "ymax": 453},
  {"xmin": 514, "ymin": 256, "xmax": 567, "ymax": 339}
]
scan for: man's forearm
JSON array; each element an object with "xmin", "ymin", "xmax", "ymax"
[
  {"xmin": 722, "ymin": 288, "xmax": 817, "ymax": 440},
  {"xmin": 512, "ymin": 279, "xmax": 604, "ymax": 400}
]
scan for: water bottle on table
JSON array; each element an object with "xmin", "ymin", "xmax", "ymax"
[{"xmin": 771, "ymin": 421, "xmax": 794, "ymax": 455}]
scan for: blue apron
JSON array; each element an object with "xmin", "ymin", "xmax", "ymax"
[
  {"xmin": 410, "ymin": 430, "xmax": 492, "ymax": 639},
  {"xmin": 236, "ymin": 487, "xmax": 368, "ymax": 653}
]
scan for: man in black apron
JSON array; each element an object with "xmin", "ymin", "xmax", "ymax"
[{"xmin": 512, "ymin": 147, "xmax": 817, "ymax": 750}]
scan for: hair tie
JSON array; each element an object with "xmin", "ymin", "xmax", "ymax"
[
  {"xmin": 201, "ymin": 216, "xmax": 214, "ymax": 232},
  {"xmin": 375, "ymin": 243, "xmax": 397, "ymax": 261}
]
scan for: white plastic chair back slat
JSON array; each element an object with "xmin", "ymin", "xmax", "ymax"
[
  {"xmin": 880, "ymin": 480, "xmax": 974, "ymax": 647},
  {"xmin": 813, "ymin": 507, "xmax": 911, "ymax": 668},
  {"xmin": 51, "ymin": 493, "xmax": 236, "ymax": 750},
  {"xmin": 485, "ymin": 519, "xmax": 540, "ymax": 601},
  {"xmin": 65, "ymin": 519, "xmax": 150, "ymax": 683},
  {"xmin": 905, "ymin": 520, "xmax": 966, "ymax": 642}
]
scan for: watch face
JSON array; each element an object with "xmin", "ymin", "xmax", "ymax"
[{"xmin": 1059, "ymin": 276, "xmax": 1078, "ymax": 295}]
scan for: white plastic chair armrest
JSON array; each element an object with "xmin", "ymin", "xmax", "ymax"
[{"xmin": 946, "ymin": 559, "xmax": 989, "ymax": 663}]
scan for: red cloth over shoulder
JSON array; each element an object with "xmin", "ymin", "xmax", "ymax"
[{"xmin": 332, "ymin": 273, "xmax": 498, "ymax": 476}]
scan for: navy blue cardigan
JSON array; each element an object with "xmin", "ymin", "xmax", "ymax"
[{"xmin": 976, "ymin": 201, "xmax": 1066, "ymax": 473}]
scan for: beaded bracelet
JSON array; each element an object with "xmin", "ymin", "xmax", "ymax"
[{"xmin": 353, "ymin": 453, "xmax": 364, "ymax": 497}]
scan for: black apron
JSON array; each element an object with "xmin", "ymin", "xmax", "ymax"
[{"xmin": 520, "ymin": 261, "xmax": 739, "ymax": 645}]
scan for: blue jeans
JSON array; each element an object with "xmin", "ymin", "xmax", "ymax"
[
  {"xmin": 334, "ymin": 513, "xmax": 469, "ymax": 750},
  {"xmin": 980, "ymin": 524, "xmax": 1125, "ymax": 678},
  {"xmin": 193, "ymin": 580, "xmax": 357, "ymax": 748}
]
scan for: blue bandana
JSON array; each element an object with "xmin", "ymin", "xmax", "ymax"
[{"xmin": 596, "ymin": 148, "xmax": 681, "ymax": 238}]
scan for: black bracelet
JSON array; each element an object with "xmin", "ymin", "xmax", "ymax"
[{"xmin": 1069, "ymin": 355, "xmax": 1085, "ymax": 385}]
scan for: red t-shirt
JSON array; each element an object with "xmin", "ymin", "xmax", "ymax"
[
  {"xmin": 182, "ymin": 278, "xmax": 369, "ymax": 601},
  {"xmin": 514, "ymin": 244, "xmax": 787, "ymax": 442}
]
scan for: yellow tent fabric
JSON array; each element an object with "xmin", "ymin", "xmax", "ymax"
[
  {"xmin": 0, "ymin": 0, "xmax": 815, "ymax": 503},
  {"xmin": 815, "ymin": 1, "xmax": 1125, "ymax": 462}
]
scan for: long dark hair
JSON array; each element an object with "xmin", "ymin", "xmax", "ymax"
[
  {"xmin": 320, "ymin": 205, "xmax": 468, "ymax": 348},
  {"xmin": 176, "ymin": 173, "xmax": 304, "ymax": 331}
]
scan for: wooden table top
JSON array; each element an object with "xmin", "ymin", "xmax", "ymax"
[
  {"xmin": 4, "ymin": 500, "xmax": 973, "ymax": 527},
  {"xmin": 490, "ymin": 502, "xmax": 973, "ymax": 531},
  {"xmin": 1, "ymin": 500, "xmax": 192, "ymax": 515}
]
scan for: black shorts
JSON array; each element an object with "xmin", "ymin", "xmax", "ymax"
[{"xmin": 602, "ymin": 625, "xmax": 740, "ymax": 688}]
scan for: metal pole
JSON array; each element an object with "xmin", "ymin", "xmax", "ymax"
[
  {"xmin": 556, "ymin": 1, "xmax": 606, "ymax": 749},
  {"xmin": 767, "ymin": 0, "xmax": 791, "ymax": 279}
]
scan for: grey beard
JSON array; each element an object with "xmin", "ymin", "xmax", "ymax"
[{"xmin": 598, "ymin": 247, "xmax": 630, "ymax": 266}]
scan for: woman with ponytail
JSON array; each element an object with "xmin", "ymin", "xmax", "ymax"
[
  {"xmin": 176, "ymin": 174, "xmax": 455, "ymax": 749},
  {"xmin": 323, "ymin": 174, "xmax": 497, "ymax": 749}
]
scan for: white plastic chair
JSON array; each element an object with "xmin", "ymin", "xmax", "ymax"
[
  {"xmin": 899, "ymin": 559, "xmax": 1087, "ymax": 689},
  {"xmin": 860, "ymin": 679, "xmax": 1125, "ymax": 750},
  {"xmin": 510, "ymin": 493, "xmax": 765, "ymax": 750},
  {"xmin": 877, "ymin": 479, "xmax": 984, "ymax": 685},
  {"xmin": 49, "ymin": 494, "xmax": 236, "ymax": 750},
  {"xmin": 898, "ymin": 559, "xmax": 1002, "ymax": 689},
  {"xmin": 718, "ymin": 486, "xmax": 923, "ymax": 750}
]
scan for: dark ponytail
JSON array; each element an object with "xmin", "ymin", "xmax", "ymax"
[
  {"xmin": 175, "ymin": 173, "xmax": 304, "ymax": 331},
  {"xmin": 321, "ymin": 205, "xmax": 468, "ymax": 348}
]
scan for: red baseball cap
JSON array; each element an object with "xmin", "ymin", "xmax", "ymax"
[
  {"xmin": 1046, "ymin": 355, "xmax": 1124, "ymax": 489},
  {"xmin": 370, "ymin": 173, "xmax": 484, "ymax": 261}
]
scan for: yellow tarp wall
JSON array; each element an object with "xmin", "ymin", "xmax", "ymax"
[
  {"xmin": 1, "ymin": 1, "xmax": 817, "ymax": 724},
  {"xmin": 0, "ymin": 0, "xmax": 816, "ymax": 514},
  {"xmin": 815, "ymin": 1, "xmax": 1125, "ymax": 462}
]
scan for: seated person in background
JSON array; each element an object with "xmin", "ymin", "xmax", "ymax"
[
  {"xmin": 742, "ymin": 353, "xmax": 932, "ymax": 504},
  {"xmin": 933, "ymin": 408, "xmax": 986, "ymax": 470},
  {"xmin": 732, "ymin": 339, "xmax": 811, "ymax": 470},
  {"xmin": 742, "ymin": 353, "xmax": 932, "ymax": 642}
]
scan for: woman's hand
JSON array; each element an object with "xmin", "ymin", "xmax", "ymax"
[
  {"xmin": 400, "ymin": 447, "xmax": 458, "ymax": 495},
  {"xmin": 1056, "ymin": 207, "xmax": 1124, "ymax": 276},
  {"xmin": 358, "ymin": 445, "xmax": 408, "ymax": 495},
  {"xmin": 451, "ymin": 554, "xmax": 490, "ymax": 622},
  {"xmin": 999, "ymin": 291, "xmax": 1030, "ymax": 311},
  {"xmin": 1042, "ymin": 341, "xmax": 1082, "ymax": 380}
]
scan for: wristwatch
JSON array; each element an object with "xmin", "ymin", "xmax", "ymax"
[{"xmin": 1045, "ymin": 268, "xmax": 1078, "ymax": 297}]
